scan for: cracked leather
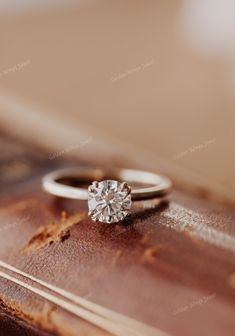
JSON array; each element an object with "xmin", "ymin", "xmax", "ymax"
[{"xmin": 0, "ymin": 132, "xmax": 235, "ymax": 336}]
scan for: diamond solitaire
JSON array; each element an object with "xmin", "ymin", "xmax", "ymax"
[{"xmin": 88, "ymin": 180, "xmax": 132, "ymax": 224}]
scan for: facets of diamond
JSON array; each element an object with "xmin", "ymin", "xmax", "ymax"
[{"xmin": 88, "ymin": 180, "xmax": 131, "ymax": 224}]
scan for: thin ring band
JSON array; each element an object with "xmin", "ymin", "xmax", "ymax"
[{"xmin": 42, "ymin": 167, "xmax": 172, "ymax": 201}]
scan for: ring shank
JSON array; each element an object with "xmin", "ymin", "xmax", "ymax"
[{"xmin": 42, "ymin": 168, "xmax": 172, "ymax": 201}]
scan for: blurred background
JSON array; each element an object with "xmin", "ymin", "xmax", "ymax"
[{"xmin": 0, "ymin": 0, "xmax": 234, "ymax": 202}]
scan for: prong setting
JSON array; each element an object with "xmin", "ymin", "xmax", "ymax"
[{"xmin": 120, "ymin": 182, "xmax": 131, "ymax": 195}]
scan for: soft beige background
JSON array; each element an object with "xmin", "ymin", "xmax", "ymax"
[{"xmin": 0, "ymin": 0, "xmax": 234, "ymax": 202}]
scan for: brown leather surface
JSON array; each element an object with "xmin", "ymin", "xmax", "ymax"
[
  {"xmin": 0, "ymin": 307, "xmax": 54, "ymax": 336},
  {"xmin": 0, "ymin": 132, "xmax": 235, "ymax": 336}
]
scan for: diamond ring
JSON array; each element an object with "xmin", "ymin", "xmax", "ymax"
[{"xmin": 42, "ymin": 168, "xmax": 172, "ymax": 224}]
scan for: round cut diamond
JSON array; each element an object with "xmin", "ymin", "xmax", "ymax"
[{"xmin": 88, "ymin": 180, "xmax": 131, "ymax": 224}]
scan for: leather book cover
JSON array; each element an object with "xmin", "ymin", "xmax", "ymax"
[{"xmin": 0, "ymin": 131, "xmax": 235, "ymax": 336}]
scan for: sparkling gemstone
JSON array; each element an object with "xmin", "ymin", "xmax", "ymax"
[{"xmin": 88, "ymin": 180, "xmax": 132, "ymax": 224}]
